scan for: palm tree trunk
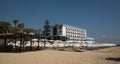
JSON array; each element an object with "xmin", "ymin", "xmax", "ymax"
[
  {"xmin": 43, "ymin": 32, "xmax": 46, "ymax": 49},
  {"xmin": 44, "ymin": 36, "xmax": 46, "ymax": 49},
  {"xmin": 37, "ymin": 34, "xmax": 40, "ymax": 50}
]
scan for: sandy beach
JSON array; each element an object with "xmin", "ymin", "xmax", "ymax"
[{"xmin": 0, "ymin": 47, "xmax": 120, "ymax": 64}]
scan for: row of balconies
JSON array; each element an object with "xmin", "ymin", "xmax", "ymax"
[
  {"xmin": 66, "ymin": 30, "xmax": 85, "ymax": 33},
  {"xmin": 66, "ymin": 32, "xmax": 86, "ymax": 35},
  {"xmin": 66, "ymin": 34, "xmax": 86, "ymax": 38},
  {"xmin": 65, "ymin": 27, "xmax": 85, "ymax": 32},
  {"xmin": 66, "ymin": 31, "xmax": 85, "ymax": 34}
]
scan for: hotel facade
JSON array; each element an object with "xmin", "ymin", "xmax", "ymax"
[{"xmin": 50, "ymin": 24, "xmax": 92, "ymax": 43}]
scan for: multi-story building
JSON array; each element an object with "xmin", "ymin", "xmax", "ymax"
[{"xmin": 52, "ymin": 24, "xmax": 87, "ymax": 43}]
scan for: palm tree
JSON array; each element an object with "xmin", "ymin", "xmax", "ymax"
[
  {"xmin": 55, "ymin": 24, "xmax": 62, "ymax": 35},
  {"xmin": 0, "ymin": 21, "xmax": 11, "ymax": 34},
  {"xmin": 54, "ymin": 24, "xmax": 62, "ymax": 40},
  {"xmin": 43, "ymin": 19, "xmax": 51, "ymax": 49},
  {"xmin": 24, "ymin": 28, "xmax": 38, "ymax": 34},
  {"xmin": 13, "ymin": 19, "xmax": 24, "ymax": 33},
  {"xmin": 13, "ymin": 19, "xmax": 19, "ymax": 33},
  {"xmin": 17, "ymin": 23, "xmax": 24, "ymax": 33}
]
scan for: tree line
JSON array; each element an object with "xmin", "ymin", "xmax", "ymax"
[
  {"xmin": 0, "ymin": 19, "xmax": 51, "ymax": 36},
  {"xmin": 0, "ymin": 19, "xmax": 63, "ymax": 40}
]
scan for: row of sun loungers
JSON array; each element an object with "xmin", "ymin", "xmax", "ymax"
[{"xmin": 4, "ymin": 40, "xmax": 115, "ymax": 52}]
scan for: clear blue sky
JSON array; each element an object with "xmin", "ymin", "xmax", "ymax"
[{"xmin": 0, "ymin": 0, "xmax": 120, "ymax": 44}]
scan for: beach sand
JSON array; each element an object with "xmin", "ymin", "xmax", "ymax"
[{"xmin": 0, "ymin": 47, "xmax": 120, "ymax": 64}]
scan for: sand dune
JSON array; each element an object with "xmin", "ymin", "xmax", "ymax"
[{"xmin": 0, "ymin": 47, "xmax": 120, "ymax": 64}]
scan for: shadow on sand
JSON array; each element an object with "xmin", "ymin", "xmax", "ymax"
[{"xmin": 106, "ymin": 57, "xmax": 120, "ymax": 62}]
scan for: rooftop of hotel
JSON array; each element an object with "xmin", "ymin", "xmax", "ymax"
[{"xmin": 62, "ymin": 24, "xmax": 86, "ymax": 31}]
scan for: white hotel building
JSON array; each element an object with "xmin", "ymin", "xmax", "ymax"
[{"xmin": 52, "ymin": 24, "xmax": 91, "ymax": 43}]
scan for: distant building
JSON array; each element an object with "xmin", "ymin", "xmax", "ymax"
[
  {"xmin": 84, "ymin": 38, "xmax": 95, "ymax": 43},
  {"xmin": 47, "ymin": 24, "xmax": 89, "ymax": 43},
  {"xmin": 100, "ymin": 43, "xmax": 116, "ymax": 47}
]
